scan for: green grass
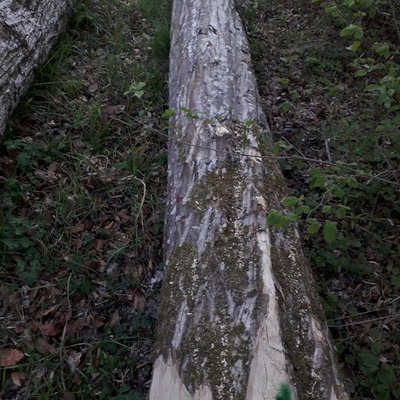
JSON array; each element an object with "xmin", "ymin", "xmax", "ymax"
[{"xmin": 0, "ymin": 0, "xmax": 169, "ymax": 398}]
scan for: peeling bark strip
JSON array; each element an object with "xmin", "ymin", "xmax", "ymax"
[
  {"xmin": 150, "ymin": 0, "xmax": 349, "ymax": 399},
  {"xmin": 0, "ymin": 0, "xmax": 74, "ymax": 135}
]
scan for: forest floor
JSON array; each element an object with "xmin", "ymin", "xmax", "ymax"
[{"xmin": 0, "ymin": 0, "xmax": 399, "ymax": 399}]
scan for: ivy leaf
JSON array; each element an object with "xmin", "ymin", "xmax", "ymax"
[
  {"xmin": 309, "ymin": 167, "xmax": 321, "ymax": 177},
  {"xmin": 322, "ymin": 205, "xmax": 331, "ymax": 213},
  {"xmin": 293, "ymin": 159, "xmax": 304, "ymax": 170},
  {"xmin": 323, "ymin": 221, "xmax": 337, "ymax": 244},
  {"xmin": 282, "ymin": 196, "xmax": 302, "ymax": 208},
  {"xmin": 307, "ymin": 218, "xmax": 321, "ymax": 234},
  {"xmin": 336, "ymin": 206, "xmax": 349, "ymax": 218},
  {"xmin": 310, "ymin": 176, "xmax": 326, "ymax": 188},
  {"xmin": 267, "ymin": 209, "xmax": 282, "ymax": 226},
  {"xmin": 162, "ymin": 108, "xmax": 175, "ymax": 118},
  {"xmin": 340, "ymin": 24, "xmax": 363, "ymax": 39},
  {"xmin": 346, "ymin": 41, "xmax": 360, "ymax": 52},
  {"xmin": 331, "ymin": 185, "xmax": 345, "ymax": 199},
  {"xmin": 355, "ymin": 69, "xmax": 367, "ymax": 77},
  {"xmin": 286, "ymin": 212, "xmax": 298, "ymax": 222},
  {"xmin": 295, "ymin": 205, "xmax": 310, "ymax": 215}
]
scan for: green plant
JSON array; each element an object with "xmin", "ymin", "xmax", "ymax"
[{"xmin": 274, "ymin": 383, "xmax": 292, "ymax": 400}]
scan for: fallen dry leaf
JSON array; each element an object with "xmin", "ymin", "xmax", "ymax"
[
  {"xmin": 94, "ymin": 316, "xmax": 106, "ymax": 328},
  {"xmin": 67, "ymin": 223, "xmax": 85, "ymax": 234},
  {"xmin": 133, "ymin": 295, "xmax": 146, "ymax": 312},
  {"xmin": 0, "ymin": 284, "xmax": 10, "ymax": 302},
  {"xmin": 41, "ymin": 304, "xmax": 60, "ymax": 317},
  {"xmin": 47, "ymin": 162, "xmax": 58, "ymax": 172},
  {"xmin": 36, "ymin": 338, "xmax": 57, "ymax": 355},
  {"xmin": 117, "ymin": 209, "xmax": 130, "ymax": 222},
  {"xmin": 11, "ymin": 371, "xmax": 25, "ymax": 386},
  {"xmin": 73, "ymin": 238, "xmax": 82, "ymax": 250},
  {"xmin": 101, "ymin": 104, "xmax": 125, "ymax": 117},
  {"xmin": 108, "ymin": 310, "xmax": 120, "ymax": 328},
  {"xmin": 73, "ymin": 372, "xmax": 81, "ymax": 385},
  {"xmin": 98, "ymin": 290, "xmax": 111, "ymax": 299},
  {"xmin": 63, "ymin": 393, "xmax": 76, "ymax": 400},
  {"xmin": 66, "ymin": 350, "xmax": 82, "ymax": 372},
  {"xmin": 39, "ymin": 323, "xmax": 61, "ymax": 337},
  {"xmin": 85, "ymin": 259, "xmax": 104, "ymax": 272},
  {"xmin": 88, "ymin": 82, "xmax": 98, "ymax": 93},
  {"xmin": 72, "ymin": 317, "xmax": 86, "ymax": 332},
  {"xmin": 95, "ymin": 239, "xmax": 104, "ymax": 250},
  {"xmin": 0, "ymin": 348, "xmax": 24, "ymax": 367},
  {"xmin": 21, "ymin": 328, "xmax": 35, "ymax": 349},
  {"xmin": 28, "ymin": 319, "xmax": 39, "ymax": 331}
]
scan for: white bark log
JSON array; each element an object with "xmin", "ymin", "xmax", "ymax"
[
  {"xmin": 150, "ymin": 0, "xmax": 349, "ymax": 399},
  {"xmin": 0, "ymin": 0, "xmax": 74, "ymax": 135}
]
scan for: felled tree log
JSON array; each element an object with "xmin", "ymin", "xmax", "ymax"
[
  {"xmin": 149, "ymin": 0, "xmax": 349, "ymax": 399},
  {"xmin": 0, "ymin": 0, "xmax": 74, "ymax": 135}
]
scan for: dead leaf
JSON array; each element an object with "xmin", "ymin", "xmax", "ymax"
[
  {"xmin": 86, "ymin": 259, "xmax": 104, "ymax": 272},
  {"xmin": 73, "ymin": 372, "xmax": 81, "ymax": 385},
  {"xmin": 7, "ymin": 292, "xmax": 22, "ymax": 311},
  {"xmin": 108, "ymin": 310, "xmax": 120, "ymax": 328},
  {"xmin": 0, "ymin": 348, "xmax": 24, "ymax": 367},
  {"xmin": 133, "ymin": 295, "xmax": 146, "ymax": 312},
  {"xmin": 67, "ymin": 223, "xmax": 85, "ymax": 234},
  {"xmin": 0, "ymin": 284, "xmax": 10, "ymax": 302},
  {"xmin": 73, "ymin": 238, "xmax": 82, "ymax": 249},
  {"xmin": 88, "ymin": 82, "xmax": 98, "ymax": 93},
  {"xmin": 95, "ymin": 239, "xmax": 104, "ymax": 251},
  {"xmin": 101, "ymin": 104, "xmax": 125, "ymax": 117},
  {"xmin": 64, "ymin": 309, "xmax": 72, "ymax": 323},
  {"xmin": 41, "ymin": 304, "xmax": 60, "ymax": 317},
  {"xmin": 47, "ymin": 162, "xmax": 58, "ymax": 172},
  {"xmin": 66, "ymin": 350, "xmax": 82, "ymax": 372},
  {"xmin": 28, "ymin": 284, "xmax": 40, "ymax": 301},
  {"xmin": 11, "ymin": 371, "xmax": 25, "ymax": 386},
  {"xmin": 98, "ymin": 290, "xmax": 111, "ymax": 299},
  {"xmin": 39, "ymin": 323, "xmax": 61, "ymax": 337},
  {"xmin": 34, "ymin": 169, "xmax": 54, "ymax": 182},
  {"xmin": 21, "ymin": 329, "xmax": 35, "ymax": 349},
  {"xmin": 72, "ymin": 318, "xmax": 85, "ymax": 333},
  {"xmin": 63, "ymin": 393, "xmax": 76, "ymax": 400},
  {"xmin": 137, "ymin": 264, "xmax": 144, "ymax": 278},
  {"xmin": 117, "ymin": 209, "xmax": 130, "ymax": 222},
  {"xmin": 28, "ymin": 319, "xmax": 39, "ymax": 331},
  {"xmin": 94, "ymin": 316, "xmax": 106, "ymax": 328},
  {"xmin": 36, "ymin": 338, "xmax": 57, "ymax": 355}
]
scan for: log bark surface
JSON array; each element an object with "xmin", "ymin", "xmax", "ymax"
[
  {"xmin": 0, "ymin": 0, "xmax": 74, "ymax": 135},
  {"xmin": 150, "ymin": 0, "xmax": 349, "ymax": 399}
]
